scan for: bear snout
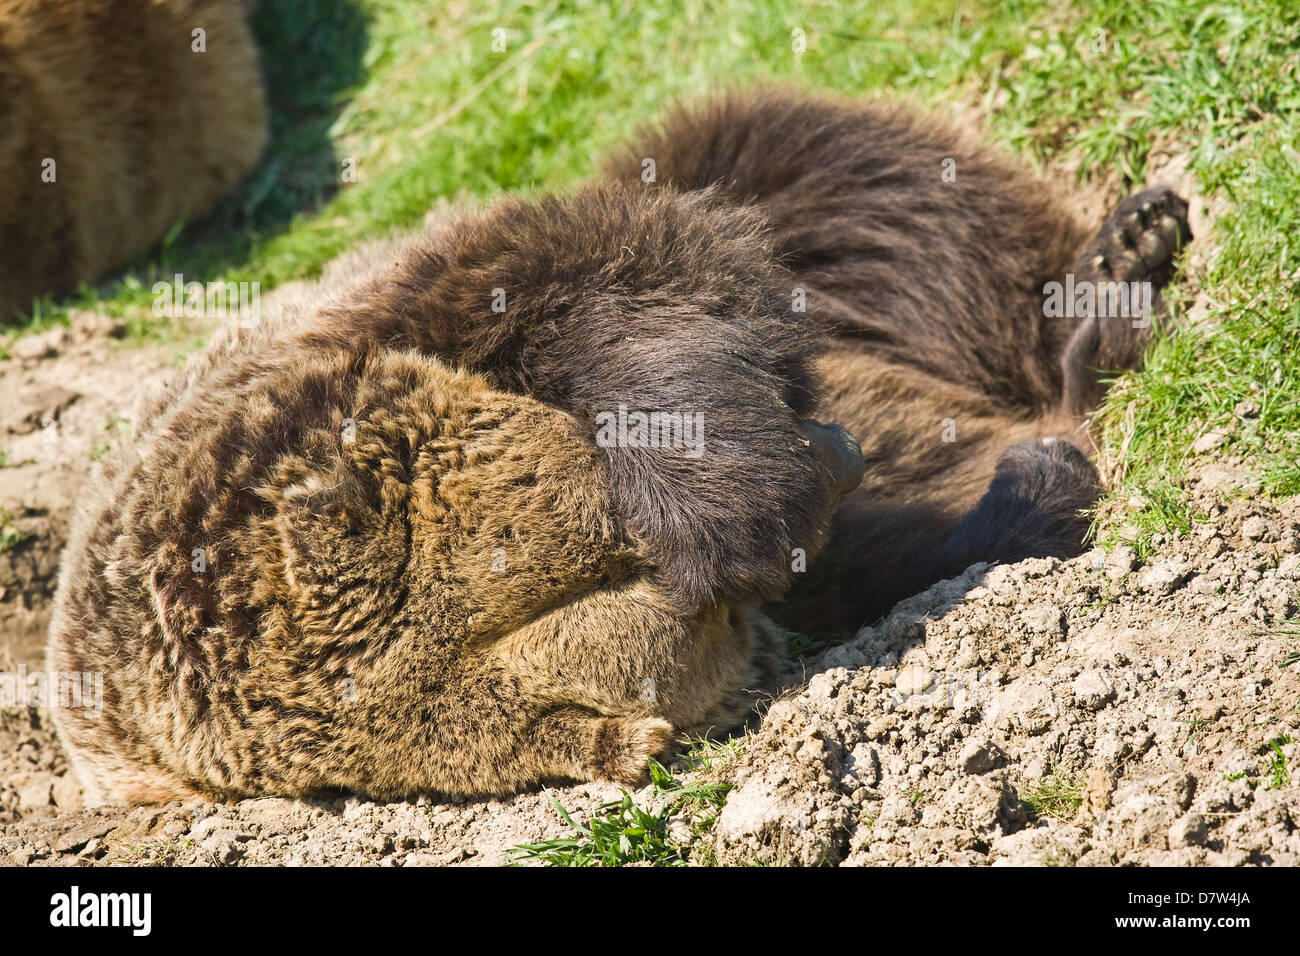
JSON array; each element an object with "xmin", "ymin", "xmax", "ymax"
[{"xmin": 800, "ymin": 419, "xmax": 866, "ymax": 497}]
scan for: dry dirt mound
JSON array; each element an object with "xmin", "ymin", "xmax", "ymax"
[
  {"xmin": 2, "ymin": 315, "xmax": 1297, "ymax": 867},
  {"xmin": 714, "ymin": 472, "xmax": 1300, "ymax": 866}
]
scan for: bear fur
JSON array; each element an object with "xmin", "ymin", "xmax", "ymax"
[
  {"xmin": 48, "ymin": 88, "xmax": 1188, "ymax": 803},
  {"xmin": 603, "ymin": 88, "xmax": 1189, "ymax": 633},
  {"xmin": 0, "ymin": 0, "xmax": 266, "ymax": 322},
  {"xmin": 48, "ymin": 215, "xmax": 826, "ymax": 803}
]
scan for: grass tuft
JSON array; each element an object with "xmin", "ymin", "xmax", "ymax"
[
  {"xmin": 0, "ymin": 510, "xmax": 27, "ymax": 555},
  {"xmin": 1023, "ymin": 762, "xmax": 1084, "ymax": 820},
  {"xmin": 1262, "ymin": 734, "xmax": 1292, "ymax": 790},
  {"xmin": 507, "ymin": 758, "xmax": 730, "ymax": 866}
]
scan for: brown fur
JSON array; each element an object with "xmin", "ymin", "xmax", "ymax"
[
  {"xmin": 0, "ymin": 0, "xmax": 266, "ymax": 321},
  {"xmin": 602, "ymin": 88, "xmax": 1188, "ymax": 634},
  {"xmin": 49, "ymin": 88, "xmax": 1188, "ymax": 803},
  {"xmin": 49, "ymin": 232, "xmax": 802, "ymax": 803}
]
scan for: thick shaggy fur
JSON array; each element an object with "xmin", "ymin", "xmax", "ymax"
[
  {"xmin": 604, "ymin": 89, "xmax": 1188, "ymax": 634},
  {"xmin": 49, "ymin": 89, "xmax": 1187, "ymax": 803},
  {"xmin": 0, "ymin": 0, "xmax": 266, "ymax": 321},
  {"xmin": 49, "ymin": 219, "xmax": 816, "ymax": 803}
]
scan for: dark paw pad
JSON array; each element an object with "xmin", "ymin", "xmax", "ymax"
[{"xmin": 1085, "ymin": 185, "xmax": 1191, "ymax": 284}]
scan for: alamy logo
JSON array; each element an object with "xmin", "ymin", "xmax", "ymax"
[
  {"xmin": 890, "ymin": 664, "xmax": 1003, "ymax": 719},
  {"xmin": 152, "ymin": 274, "xmax": 260, "ymax": 327},
  {"xmin": 1042, "ymin": 273, "xmax": 1152, "ymax": 328},
  {"xmin": 0, "ymin": 665, "xmax": 102, "ymax": 715},
  {"xmin": 594, "ymin": 405, "xmax": 704, "ymax": 458},
  {"xmin": 49, "ymin": 886, "xmax": 151, "ymax": 936}
]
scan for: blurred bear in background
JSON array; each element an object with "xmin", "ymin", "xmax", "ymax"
[{"xmin": 0, "ymin": 0, "xmax": 266, "ymax": 322}]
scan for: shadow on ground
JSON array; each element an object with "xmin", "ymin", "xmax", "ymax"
[{"xmin": 155, "ymin": 0, "xmax": 371, "ymax": 276}]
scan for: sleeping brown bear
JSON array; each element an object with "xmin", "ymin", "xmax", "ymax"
[{"xmin": 48, "ymin": 89, "xmax": 1188, "ymax": 803}]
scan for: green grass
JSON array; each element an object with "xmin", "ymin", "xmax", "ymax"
[
  {"xmin": 786, "ymin": 629, "xmax": 838, "ymax": 659},
  {"xmin": 1224, "ymin": 733, "xmax": 1295, "ymax": 791},
  {"xmin": 0, "ymin": 509, "xmax": 27, "ymax": 555},
  {"xmin": 1262, "ymin": 734, "xmax": 1292, "ymax": 790},
  {"xmin": 1095, "ymin": 483, "xmax": 1210, "ymax": 560},
  {"xmin": 1177, "ymin": 714, "xmax": 1216, "ymax": 746},
  {"xmin": 676, "ymin": 733, "xmax": 746, "ymax": 774},
  {"xmin": 1023, "ymin": 762, "xmax": 1084, "ymax": 820},
  {"xmin": 5, "ymin": 0, "xmax": 1300, "ymax": 539},
  {"xmin": 507, "ymin": 758, "xmax": 730, "ymax": 866},
  {"xmin": 110, "ymin": 837, "xmax": 197, "ymax": 866},
  {"xmin": 1269, "ymin": 627, "xmax": 1300, "ymax": 669}
]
